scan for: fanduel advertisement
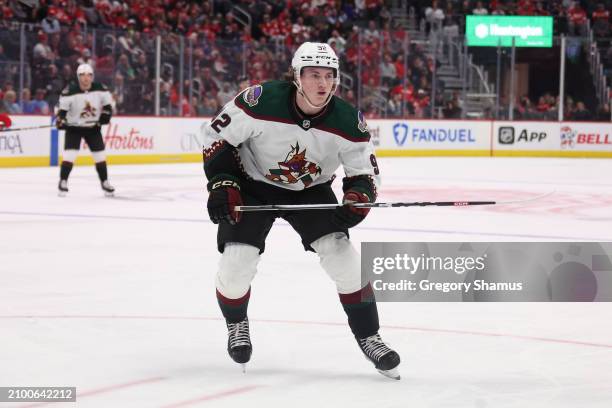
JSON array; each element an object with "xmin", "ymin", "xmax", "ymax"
[{"xmin": 375, "ymin": 120, "xmax": 491, "ymax": 153}]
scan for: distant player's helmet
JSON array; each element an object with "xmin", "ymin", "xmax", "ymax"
[
  {"xmin": 76, "ymin": 63, "xmax": 94, "ymax": 79},
  {"xmin": 291, "ymin": 42, "xmax": 340, "ymax": 109}
]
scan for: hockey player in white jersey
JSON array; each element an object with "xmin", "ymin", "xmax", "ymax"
[
  {"xmin": 56, "ymin": 63, "xmax": 115, "ymax": 196},
  {"xmin": 202, "ymin": 42, "xmax": 401, "ymax": 379}
]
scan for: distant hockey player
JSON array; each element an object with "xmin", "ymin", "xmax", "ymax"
[
  {"xmin": 56, "ymin": 63, "xmax": 115, "ymax": 197},
  {"xmin": 202, "ymin": 42, "xmax": 401, "ymax": 379}
]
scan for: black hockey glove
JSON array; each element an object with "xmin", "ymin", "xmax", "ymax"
[
  {"xmin": 56, "ymin": 111, "xmax": 67, "ymax": 129},
  {"xmin": 332, "ymin": 176, "xmax": 376, "ymax": 229},
  {"xmin": 99, "ymin": 104, "xmax": 112, "ymax": 125},
  {"xmin": 207, "ymin": 174, "xmax": 243, "ymax": 225}
]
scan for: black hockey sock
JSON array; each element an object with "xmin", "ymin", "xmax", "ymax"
[
  {"xmin": 217, "ymin": 288, "xmax": 250, "ymax": 323},
  {"xmin": 60, "ymin": 161, "xmax": 73, "ymax": 180},
  {"xmin": 95, "ymin": 161, "xmax": 108, "ymax": 182},
  {"xmin": 339, "ymin": 283, "xmax": 380, "ymax": 339}
]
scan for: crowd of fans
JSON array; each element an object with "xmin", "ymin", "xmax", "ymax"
[
  {"xmin": 421, "ymin": 0, "xmax": 610, "ymax": 38},
  {"xmin": 509, "ymin": 92, "xmax": 611, "ymax": 120},
  {"xmin": 0, "ymin": 0, "xmax": 610, "ymax": 120}
]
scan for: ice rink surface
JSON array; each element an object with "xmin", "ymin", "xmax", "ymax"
[{"xmin": 1, "ymin": 157, "xmax": 612, "ymax": 407}]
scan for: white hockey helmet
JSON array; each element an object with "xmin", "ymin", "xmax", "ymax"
[
  {"xmin": 76, "ymin": 63, "xmax": 94, "ymax": 78},
  {"xmin": 291, "ymin": 42, "xmax": 340, "ymax": 109}
]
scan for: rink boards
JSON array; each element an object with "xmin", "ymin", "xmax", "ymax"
[{"xmin": 1, "ymin": 115, "xmax": 611, "ymax": 167}]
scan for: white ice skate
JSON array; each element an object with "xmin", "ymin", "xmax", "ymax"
[
  {"xmin": 58, "ymin": 180, "xmax": 68, "ymax": 197},
  {"xmin": 356, "ymin": 333, "xmax": 401, "ymax": 380},
  {"xmin": 101, "ymin": 180, "xmax": 115, "ymax": 197}
]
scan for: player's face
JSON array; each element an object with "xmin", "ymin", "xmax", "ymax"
[
  {"xmin": 78, "ymin": 72, "xmax": 93, "ymax": 90},
  {"xmin": 300, "ymin": 67, "xmax": 335, "ymax": 105}
]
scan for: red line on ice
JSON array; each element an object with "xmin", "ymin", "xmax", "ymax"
[
  {"xmin": 14, "ymin": 376, "xmax": 165, "ymax": 408},
  {"xmin": 3, "ymin": 314, "xmax": 612, "ymax": 349},
  {"xmin": 159, "ymin": 385, "xmax": 261, "ymax": 408}
]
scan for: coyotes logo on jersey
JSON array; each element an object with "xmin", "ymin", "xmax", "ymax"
[
  {"xmin": 266, "ymin": 142, "xmax": 322, "ymax": 187},
  {"xmin": 80, "ymin": 101, "xmax": 97, "ymax": 119}
]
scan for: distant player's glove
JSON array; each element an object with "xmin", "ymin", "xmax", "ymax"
[
  {"xmin": 207, "ymin": 174, "xmax": 243, "ymax": 225},
  {"xmin": 55, "ymin": 117, "xmax": 66, "ymax": 130},
  {"xmin": 332, "ymin": 175, "xmax": 376, "ymax": 229},
  {"xmin": 99, "ymin": 104, "xmax": 112, "ymax": 125},
  {"xmin": 56, "ymin": 110, "xmax": 67, "ymax": 129}
]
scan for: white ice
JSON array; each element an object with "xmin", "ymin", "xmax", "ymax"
[{"xmin": 1, "ymin": 157, "xmax": 612, "ymax": 408}]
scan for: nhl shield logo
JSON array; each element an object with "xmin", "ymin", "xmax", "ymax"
[
  {"xmin": 393, "ymin": 123, "xmax": 409, "ymax": 146},
  {"xmin": 560, "ymin": 126, "xmax": 576, "ymax": 149},
  {"xmin": 302, "ymin": 120, "xmax": 311, "ymax": 129},
  {"xmin": 243, "ymin": 84, "xmax": 263, "ymax": 107}
]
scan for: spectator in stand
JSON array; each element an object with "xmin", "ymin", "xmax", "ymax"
[
  {"xmin": 491, "ymin": 2, "xmax": 506, "ymax": 15},
  {"xmin": 592, "ymin": 3, "xmax": 610, "ymax": 38},
  {"xmin": 533, "ymin": 2, "xmax": 549, "ymax": 16},
  {"xmin": 443, "ymin": 3, "xmax": 460, "ymax": 37},
  {"xmin": 327, "ymin": 30, "xmax": 347, "ymax": 55},
  {"xmin": 292, "ymin": 16, "xmax": 311, "ymax": 45},
  {"xmin": 550, "ymin": 1, "xmax": 568, "ymax": 34},
  {"xmin": 363, "ymin": 20, "xmax": 381, "ymax": 44},
  {"xmin": 473, "ymin": 1, "xmax": 489, "ymax": 15},
  {"xmin": 42, "ymin": 8, "xmax": 60, "ymax": 34},
  {"xmin": 112, "ymin": 72, "xmax": 126, "ymax": 113},
  {"xmin": 115, "ymin": 54, "xmax": 135, "ymax": 82},
  {"xmin": 42, "ymin": 63, "xmax": 62, "ymax": 107},
  {"xmin": 424, "ymin": 0, "xmax": 445, "ymax": 34},
  {"xmin": 77, "ymin": 48, "xmax": 95, "ymax": 69},
  {"xmin": 516, "ymin": 95, "xmax": 536, "ymax": 119},
  {"xmin": 413, "ymin": 89, "xmax": 430, "ymax": 118},
  {"xmin": 572, "ymin": 101, "xmax": 591, "ymax": 120},
  {"xmin": 567, "ymin": 1, "xmax": 588, "ymax": 36},
  {"xmin": 200, "ymin": 67, "xmax": 220, "ymax": 98},
  {"xmin": 445, "ymin": 92, "xmax": 463, "ymax": 118},
  {"xmin": 387, "ymin": 92, "xmax": 405, "ymax": 117},
  {"xmin": 30, "ymin": 88, "xmax": 50, "ymax": 114},
  {"xmin": 217, "ymin": 82, "xmax": 236, "ymax": 106},
  {"xmin": 0, "ymin": 90, "xmax": 21, "ymax": 114},
  {"xmin": 380, "ymin": 54, "xmax": 397, "ymax": 87},
  {"xmin": 33, "ymin": 31, "xmax": 54, "ymax": 65},
  {"xmin": 517, "ymin": 0, "xmax": 535, "ymax": 16},
  {"xmin": 596, "ymin": 103, "xmax": 610, "ymax": 121},
  {"xmin": 20, "ymin": 88, "xmax": 35, "ymax": 113}
]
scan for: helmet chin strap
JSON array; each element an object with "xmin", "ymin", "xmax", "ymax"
[{"xmin": 293, "ymin": 74, "xmax": 337, "ymax": 110}]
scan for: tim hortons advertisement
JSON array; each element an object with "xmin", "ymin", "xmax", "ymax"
[
  {"xmin": 560, "ymin": 122, "xmax": 612, "ymax": 152},
  {"xmin": 493, "ymin": 121, "xmax": 558, "ymax": 151},
  {"xmin": 371, "ymin": 120, "xmax": 491, "ymax": 155},
  {"xmin": 59, "ymin": 117, "xmax": 209, "ymax": 161},
  {"xmin": 0, "ymin": 115, "xmax": 51, "ymax": 165}
]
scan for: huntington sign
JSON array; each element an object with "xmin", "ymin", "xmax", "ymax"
[{"xmin": 466, "ymin": 15, "xmax": 553, "ymax": 47}]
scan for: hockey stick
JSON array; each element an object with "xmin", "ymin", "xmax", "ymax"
[
  {"xmin": 234, "ymin": 190, "xmax": 554, "ymax": 212},
  {"xmin": 0, "ymin": 117, "xmax": 100, "ymax": 133},
  {"xmin": 0, "ymin": 124, "xmax": 55, "ymax": 132}
]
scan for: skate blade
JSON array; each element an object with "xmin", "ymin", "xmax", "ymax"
[
  {"xmin": 240, "ymin": 363, "xmax": 247, "ymax": 374},
  {"xmin": 377, "ymin": 367, "xmax": 400, "ymax": 380},
  {"xmin": 104, "ymin": 191, "xmax": 115, "ymax": 197},
  {"xmin": 58, "ymin": 191, "xmax": 67, "ymax": 197}
]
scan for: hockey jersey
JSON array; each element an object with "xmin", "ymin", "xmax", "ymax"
[
  {"xmin": 202, "ymin": 81, "xmax": 380, "ymax": 191},
  {"xmin": 58, "ymin": 82, "xmax": 113, "ymax": 127}
]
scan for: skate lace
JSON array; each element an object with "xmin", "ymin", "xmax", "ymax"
[
  {"xmin": 358, "ymin": 334, "xmax": 392, "ymax": 362},
  {"xmin": 227, "ymin": 319, "xmax": 250, "ymax": 348}
]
